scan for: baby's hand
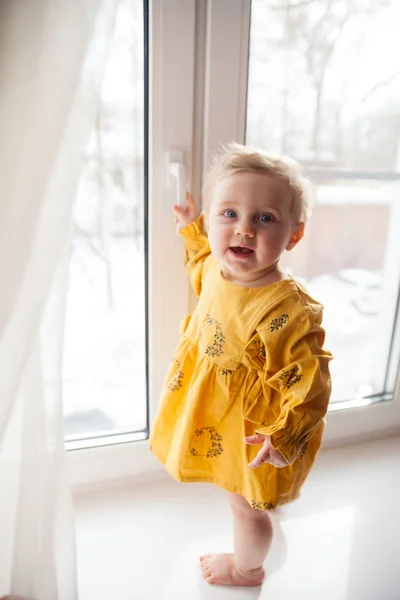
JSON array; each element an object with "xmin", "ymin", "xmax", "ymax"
[
  {"xmin": 173, "ymin": 192, "xmax": 200, "ymax": 228},
  {"xmin": 244, "ymin": 434, "xmax": 288, "ymax": 469}
]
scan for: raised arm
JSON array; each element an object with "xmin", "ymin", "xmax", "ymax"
[{"xmin": 176, "ymin": 193, "xmax": 211, "ymax": 296}]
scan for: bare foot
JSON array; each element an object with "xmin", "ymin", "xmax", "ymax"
[{"xmin": 199, "ymin": 553, "xmax": 265, "ymax": 586}]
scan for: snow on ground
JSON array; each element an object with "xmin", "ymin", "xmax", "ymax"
[{"xmin": 63, "ymin": 237, "xmax": 146, "ymax": 439}]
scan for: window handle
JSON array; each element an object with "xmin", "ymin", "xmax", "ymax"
[{"xmin": 167, "ymin": 150, "xmax": 186, "ymax": 206}]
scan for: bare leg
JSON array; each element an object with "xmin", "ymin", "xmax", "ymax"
[
  {"xmin": 200, "ymin": 492, "xmax": 273, "ymax": 586},
  {"xmin": 230, "ymin": 492, "xmax": 273, "ymax": 572}
]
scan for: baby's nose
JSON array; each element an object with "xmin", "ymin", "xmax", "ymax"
[{"xmin": 234, "ymin": 222, "xmax": 256, "ymax": 238}]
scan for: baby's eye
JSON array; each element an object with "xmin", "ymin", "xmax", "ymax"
[
  {"xmin": 223, "ymin": 210, "xmax": 237, "ymax": 218},
  {"xmin": 259, "ymin": 214, "xmax": 273, "ymax": 223}
]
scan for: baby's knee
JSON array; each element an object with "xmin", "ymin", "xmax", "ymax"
[{"xmin": 228, "ymin": 492, "xmax": 271, "ymax": 520}]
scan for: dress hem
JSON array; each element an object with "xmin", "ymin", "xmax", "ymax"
[{"xmin": 151, "ymin": 447, "xmax": 301, "ymax": 510}]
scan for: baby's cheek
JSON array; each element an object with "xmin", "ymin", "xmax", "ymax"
[{"xmin": 208, "ymin": 229, "xmax": 225, "ymax": 255}]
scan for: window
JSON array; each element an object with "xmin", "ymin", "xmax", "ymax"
[
  {"xmin": 68, "ymin": 0, "xmax": 198, "ymax": 486},
  {"xmin": 63, "ymin": 0, "xmax": 147, "ymax": 445},
  {"xmin": 246, "ymin": 0, "xmax": 400, "ymax": 405},
  {"xmin": 68, "ymin": 0, "xmax": 400, "ymax": 487}
]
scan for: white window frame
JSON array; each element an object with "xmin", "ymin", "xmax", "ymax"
[
  {"xmin": 69, "ymin": 0, "xmax": 198, "ymax": 490},
  {"xmin": 69, "ymin": 0, "xmax": 400, "ymax": 492}
]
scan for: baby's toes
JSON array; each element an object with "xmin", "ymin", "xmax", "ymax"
[{"xmin": 201, "ymin": 568, "xmax": 213, "ymax": 582}]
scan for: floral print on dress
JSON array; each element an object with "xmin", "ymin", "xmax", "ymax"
[
  {"xmin": 250, "ymin": 338, "xmax": 266, "ymax": 361},
  {"xmin": 190, "ymin": 427, "xmax": 224, "ymax": 458},
  {"xmin": 278, "ymin": 365, "xmax": 303, "ymax": 389},
  {"xmin": 221, "ymin": 368, "xmax": 233, "ymax": 375},
  {"xmin": 295, "ymin": 420, "xmax": 322, "ymax": 453},
  {"xmin": 167, "ymin": 360, "xmax": 184, "ymax": 391},
  {"xmin": 270, "ymin": 313, "xmax": 289, "ymax": 332},
  {"xmin": 204, "ymin": 314, "xmax": 226, "ymax": 357},
  {"xmin": 299, "ymin": 441, "xmax": 309, "ymax": 458},
  {"xmin": 251, "ymin": 500, "xmax": 277, "ymax": 511}
]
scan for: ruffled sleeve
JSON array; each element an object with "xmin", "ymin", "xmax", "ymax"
[
  {"xmin": 248, "ymin": 302, "xmax": 332, "ymax": 464},
  {"xmin": 179, "ymin": 214, "xmax": 211, "ymax": 296}
]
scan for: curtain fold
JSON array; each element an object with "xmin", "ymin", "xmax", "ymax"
[{"xmin": 0, "ymin": 1, "xmax": 119, "ymax": 598}]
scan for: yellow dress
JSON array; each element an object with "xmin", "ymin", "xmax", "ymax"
[{"xmin": 150, "ymin": 216, "xmax": 332, "ymax": 510}]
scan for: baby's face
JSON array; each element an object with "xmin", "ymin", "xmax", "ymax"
[{"xmin": 206, "ymin": 171, "xmax": 303, "ymax": 286}]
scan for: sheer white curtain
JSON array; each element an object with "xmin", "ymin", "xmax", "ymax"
[{"xmin": 0, "ymin": 1, "xmax": 118, "ymax": 598}]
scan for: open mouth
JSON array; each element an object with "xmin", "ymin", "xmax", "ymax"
[{"xmin": 229, "ymin": 246, "xmax": 254, "ymax": 258}]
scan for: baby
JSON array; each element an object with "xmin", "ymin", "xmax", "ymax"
[{"xmin": 150, "ymin": 143, "xmax": 332, "ymax": 587}]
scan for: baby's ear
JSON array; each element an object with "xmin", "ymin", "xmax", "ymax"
[{"xmin": 286, "ymin": 222, "xmax": 305, "ymax": 251}]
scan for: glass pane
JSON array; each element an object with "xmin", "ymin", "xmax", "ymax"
[
  {"xmin": 247, "ymin": 0, "xmax": 400, "ymax": 403},
  {"xmin": 63, "ymin": 0, "xmax": 147, "ymax": 439}
]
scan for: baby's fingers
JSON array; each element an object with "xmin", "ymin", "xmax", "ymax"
[
  {"xmin": 173, "ymin": 204, "xmax": 186, "ymax": 217},
  {"xmin": 243, "ymin": 434, "xmax": 266, "ymax": 445},
  {"xmin": 269, "ymin": 448, "xmax": 289, "ymax": 468},
  {"xmin": 186, "ymin": 191, "xmax": 195, "ymax": 205},
  {"xmin": 173, "ymin": 192, "xmax": 195, "ymax": 216},
  {"xmin": 248, "ymin": 446, "xmax": 271, "ymax": 469}
]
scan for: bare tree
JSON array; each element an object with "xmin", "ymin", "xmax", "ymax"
[{"xmin": 273, "ymin": 0, "xmax": 391, "ymax": 162}]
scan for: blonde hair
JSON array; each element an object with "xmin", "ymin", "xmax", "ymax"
[{"xmin": 203, "ymin": 143, "xmax": 314, "ymax": 224}]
